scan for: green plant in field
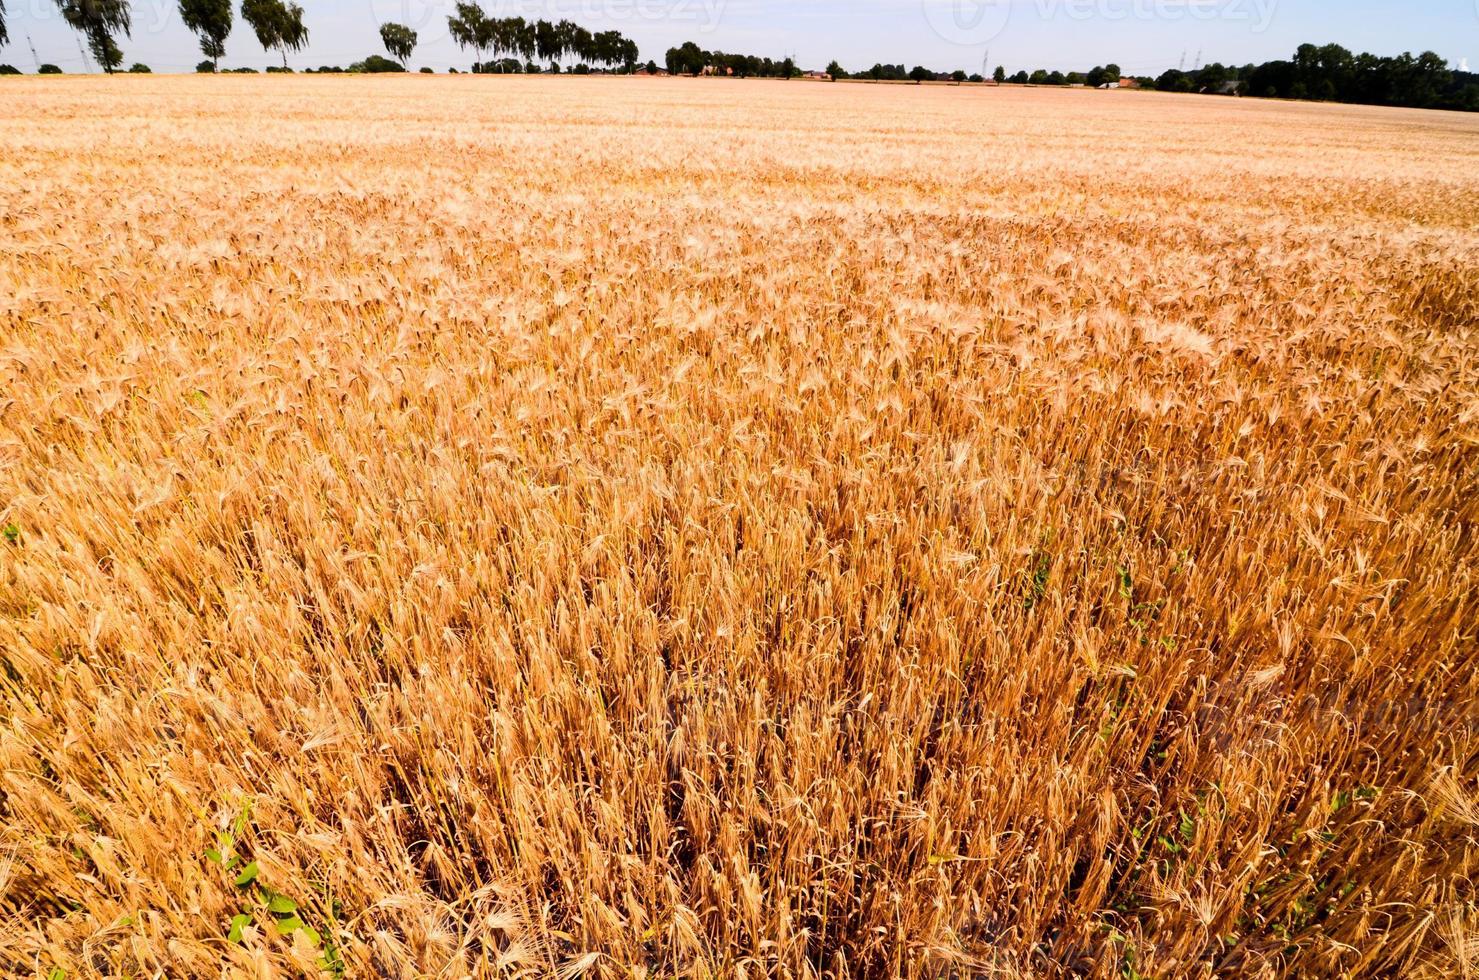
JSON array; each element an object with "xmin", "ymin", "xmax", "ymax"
[
  {"xmin": 206, "ymin": 798, "xmax": 344, "ymax": 975},
  {"xmin": 1116, "ymin": 563, "xmax": 1169, "ymax": 643},
  {"xmin": 1105, "ymin": 927, "xmax": 1154, "ymax": 980},
  {"xmin": 1023, "ymin": 548, "xmax": 1051, "ymax": 611}
]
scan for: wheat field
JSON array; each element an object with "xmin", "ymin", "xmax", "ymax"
[{"xmin": 1, "ymin": 75, "xmax": 1477, "ymax": 978}]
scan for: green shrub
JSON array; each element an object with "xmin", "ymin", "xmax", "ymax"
[
  {"xmin": 128, "ymin": 63, "xmax": 152, "ymax": 73},
  {"xmin": 347, "ymin": 54, "xmax": 404, "ymax": 74},
  {"xmin": 39, "ymin": 64, "xmax": 63, "ymax": 74}
]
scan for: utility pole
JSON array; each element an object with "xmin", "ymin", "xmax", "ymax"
[
  {"xmin": 1193, "ymin": 49, "xmax": 1202, "ymax": 71},
  {"xmin": 27, "ymin": 33, "xmax": 41, "ymax": 71},
  {"xmin": 1178, "ymin": 50, "xmax": 1186, "ymax": 72}
]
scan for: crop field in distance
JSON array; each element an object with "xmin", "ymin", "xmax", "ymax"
[{"xmin": 0, "ymin": 75, "xmax": 1476, "ymax": 977}]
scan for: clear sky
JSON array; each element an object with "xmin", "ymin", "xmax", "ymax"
[{"xmin": 3, "ymin": 0, "xmax": 1476, "ymax": 75}]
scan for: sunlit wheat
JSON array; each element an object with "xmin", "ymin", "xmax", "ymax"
[{"xmin": 0, "ymin": 75, "xmax": 1475, "ymax": 978}]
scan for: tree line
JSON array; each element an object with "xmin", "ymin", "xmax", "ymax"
[
  {"xmin": 447, "ymin": 4, "xmax": 639, "ymax": 74},
  {"xmin": 0, "ymin": 0, "xmax": 305, "ymax": 73},
  {"xmin": 665, "ymin": 42, "xmax": 799, "ymax": 79},
  {"xmin": 1002, "ymin": 44, "xmax": 1475, "ymax": 112},
  {"xmin": 0, "ymin": 0, "xmax": 637, "ymax": 74},
  {"xmin": 1152, "ymin": 44, "xmax": 1478, "ymax": 112}
]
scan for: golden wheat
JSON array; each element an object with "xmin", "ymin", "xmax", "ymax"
[{"xmin": 1, "ymin": 75, "xmax": 1477, "ymax": 978}]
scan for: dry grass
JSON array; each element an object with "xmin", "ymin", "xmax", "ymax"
[{"xmin": 1, "ymin": 75, "xmax": 1477, "ymax": 978}]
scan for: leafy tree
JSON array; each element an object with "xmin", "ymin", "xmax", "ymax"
[
  {"xmin": 969, "ymin": 73, "xmax": 983, "ymax": 83},
  {"xmin": 55, "ymin": 0, "xmax": 131, "ymax": 73},
  {"xmin": 825, "ymin": 59, "xmax": 845, "ymax": 80},
  {"xmin": 241, "ymin": 0, "xmax": 307, "ymax": 69},
  {"xmin": 564, "ymin": 22, "xmax": 592, "ymax": 67},
  {"xmin": 196, "ymin": 59, "xmax": 215, "ymax": 72},
  {"xmin": 242, "ymin": 0, "xmax": 279, "ymax": 58},
  {"xmin": 379, "ymin": 22, "xmax": 416, "ymax": 66},
  {"xmin": 1156, "ymin": 68, "xmax": 1193, "ymax": 92},
  {"xmin": 179, "ymin": 0, "xmax": 232, "ymax": 71},
  {"xmin": 447, "ymin": 2, "xmax": 489, "ymax": 67},
  {"xmin": 0, "ymin": 63, "xmax": 21, "ymax": 74},
  {"xmin": 0, "ymin": 0, "xmax": 9, "ymax": 49},
  {"xmin": 866, "ymin": 63, "xmax": 907, "ymax": 81},
  {"xmin": 908, "ymin": 65, "xmax": 932, "ymax": 84},
  {"xmin": 92, "ymin": 32, "xmax": 123, "ymax": 71},
  {"xmin": 993, "ymin": 65, "xmax": 1005, "ymax": 84},
  {"xmin": 128, "ymin": 61, "xmax": 150, "ymax": 72},
  {"xmin": 535, "ymin": 19, "xmax": 561, "ymax": 68},
  {"xmin": 1195, "ymin": 61, "xmax": 1231, "ymax": 92},
  {"xmin": 950, "ymin": 69, "xmax": 967, "ymax": 84},
  {"xmin": 39, "ymin": 62, "xmax": 63, "ymax": 73},
  {"xmin": 277, "ymin": 2, "xmax": 306, "ymax": 66},
  {"xmin": 665, "ymin": 41, "xmax": 704, "ymax": 76}
]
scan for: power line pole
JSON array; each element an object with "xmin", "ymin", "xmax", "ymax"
[
  {"xmin": 1193, "ymin": 49, "xmax": 1202, "ymax": 71},
  {"xmin": 27, "ymin": 33, "xmax": 41, "ymax": 71},
  {"xmin": 1178, "ymin": 50, "xmax": 1186, "ymax": 72}
]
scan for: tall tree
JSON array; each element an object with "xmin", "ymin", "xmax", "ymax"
[
  {"xmin": 179, "ymin": 0, "xmax": 233, "ymax": 72},
  {"xmin": 1, "ymin": 0, "xmax": 9, "ymax": 48},
  {"xmin": 514, "ymin": 19, "xmax": 535, "ymax": 63},
  {"xmin": 534, "ymin": 19, "xmax": 559, "ymax": 68},
  {"xmin": 379, "ymin": 22, "xmax": 416, "ymax": 67},
  {"xmin": 570, "ymin": 24, "xmax": 592, "ymax": 66},
  {"xmin": 55, "ymin": 0, "xmax": 132, "ymax": 73},
  {"xmin": 993, "ymin": 65, "xmax": 1005, "ymax": 84},
  {"xmin": 276, "ymin": 2, "xmax": 305, "ymax": 67},
  {"xmin": 447, "ymin": 3, "xmax": 487, "ymax": 69},
  {"xmin": 241, "ymin": 0, "xmax": 306, "ymax": 69}
]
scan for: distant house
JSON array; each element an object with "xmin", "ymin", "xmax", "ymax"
[
  {"xmin": 803, "ymin": 70, "xmax": 831, "ymax": 81},
  {"xmin": 632, "ymin": 67, "xmax": 669, "ymax": 77},
  {"xmin": 700, "ymin": 64, "xmax": 734, "ymax": 77},
  {"xmin": 1118, "ymin": 77, "xmax": 1140, "ymax": 89}
]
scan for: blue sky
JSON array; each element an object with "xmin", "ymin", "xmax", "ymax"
[{"xmin": 3, "ymin": 0, "xmax": 1475, "ymax": 75}]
